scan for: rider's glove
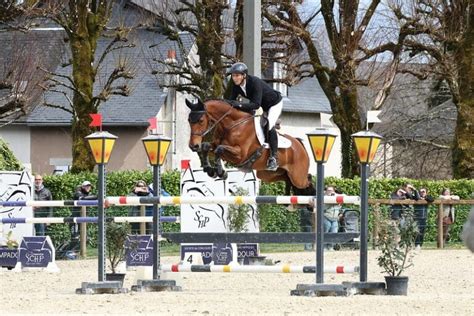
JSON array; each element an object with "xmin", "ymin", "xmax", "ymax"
[{"xmin": 229, "ymin": 100, "xmax": 242, "ymax": 108}]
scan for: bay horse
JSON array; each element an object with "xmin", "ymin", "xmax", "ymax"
[{"xmin": 186, "ymin": 99, "xmax": 310, "ymax": 192}]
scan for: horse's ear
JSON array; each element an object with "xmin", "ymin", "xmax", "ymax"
[
  {"xmin": 185, "ymin": 98, "xmax": 205, "ymax": 111},
  {"xmin": 185, "ymin": 99, "xmax": 197, "ymax": 111},
  {"xmin": 196, "ymin": 98, "xmax": 205, "ymax": 110}
]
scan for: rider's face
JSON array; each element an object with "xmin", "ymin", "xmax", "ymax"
[{"xmin": 232, "ymin": 73, "xmax": 245, "ymax": 86}]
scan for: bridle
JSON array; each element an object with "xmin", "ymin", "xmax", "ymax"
[{"xmin": 190, "ymin": 105, "xmax": 252, "ymax": 137}]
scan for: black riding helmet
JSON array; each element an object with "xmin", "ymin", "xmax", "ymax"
[{"xmin": 228, "ymin": 62, "xmax": 248, "ymax": 75}]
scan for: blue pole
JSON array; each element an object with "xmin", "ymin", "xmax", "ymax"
[
  {"xmin": 98, "ymin": 163, "xmax": 106, "ymax": 282},
  {"xmin": 360, "ymin": 163, "xmax": 369, "ymax": 282},
  {"xmin": 316, "ymin": 162, "xmax": 324, "ymax": 283},
  {"xmin": 152, "ymin": 164, "xmax": 160, "ymax": 280}
]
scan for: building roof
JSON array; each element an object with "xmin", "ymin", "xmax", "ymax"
[
  {"xmin": 283, "ymin": 77, "xmax": 331, "ymax": 114},
  {"xmin": 27, "ymin": 29, "xmax": 192, "ymax": 127},
  {"xmin": 2, "ymin": 3, "xmax": 194, "ymax": 127},
  {"xmin": 0, "ymin": 29, "xmax": 64, "ymax": 123}
]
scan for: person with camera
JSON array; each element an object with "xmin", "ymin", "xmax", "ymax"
[
  {"xmin": 390, "ymin": 183, "xmax": 419, "ymax": 221},
  {"xmin": 414, "ymin": 188, "xmax": 434, "ymax": 251},
  {"xmin": 129, "ymin": 180, "xmax": 153, "ymax": 234},
  {"xmin": 323, "ymin": 185, "xmax": 343, "ymax": 251},
  {"xmin": 71, "ymin": 181, "xmax": 96, "ymax": 238},
  {"xmin": 390, "ymin": 183, "xmax": 419, "ymax": 243}
]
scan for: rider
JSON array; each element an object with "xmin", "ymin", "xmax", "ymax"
[{"xmin": 227, "ymin": 62, "xmax": 283, "ymax": 171}]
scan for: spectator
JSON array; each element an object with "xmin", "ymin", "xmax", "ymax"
[
  {"xmin": 323, "ymin": 185, "xmax": 343, "ymax": 251},
  {"xmin": 148, "ymin": 183, "xmax": 171, "ymax": 217},
  {"xmin": 390, "ymin": 183, "xmax": 419, "ymax": 222},
  {"xmin": 129, "ymin": 180, "xmax": 153, "ymax": 234},
  {"xmin": 413, "ymin": 188, "xmax": 434, "ymax": 251},
  {"xmin": 296, "ymin": 174, "xmax": 315, "ymax": 251},
  {"xmin": 33, "ymin": 174, "xmax": 52, "ymax": 236},
  {"xmin": 439, "ymin": 188, "xmax": 460, "ymax": 243},
  {"xmin": 71, "ymin": 181, "xmax": 96, "ymax": 239},
  {"xmin": 389, "ymin": 183, "xmax": 419, "ymax": 243}
]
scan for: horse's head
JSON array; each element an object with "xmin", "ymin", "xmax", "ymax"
[{"xmin": 186, "ymin": 98, "xmax": 208, "ymax": 152}]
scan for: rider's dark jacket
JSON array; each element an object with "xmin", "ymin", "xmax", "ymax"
[{"xmin": 229, "ymin": 75, "xmax": 282, "ymax": 112}]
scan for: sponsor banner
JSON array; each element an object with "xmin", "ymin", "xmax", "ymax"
[
  {"xmin": 0, "ymin": 247, "xmax": 19, "ymax": 268},
  {"xmin": 125, "ymin": 235, "xmax": 153, "ymax": 267},
  {"xmin": 181, "ymin": 243, "xmax": 259, "ymax": 265},
  {"xmin": 0, "ymin": 171, "xmax": 34, "ymax": 241},
  {"xmin": 19, "ymin": 236, "xmax": 53, "ymax": 268}
]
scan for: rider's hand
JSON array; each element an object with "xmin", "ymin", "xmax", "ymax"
[{"xmin": 229, "ymin": 100, "xmax": 241, "ymax": 108}]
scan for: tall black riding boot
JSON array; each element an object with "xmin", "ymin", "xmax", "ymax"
[{"xmin": 266, "ymin": 128, "xmax": 279, "ymax": 171}]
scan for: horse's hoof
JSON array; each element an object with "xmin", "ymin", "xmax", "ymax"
[
  {"xmin": 217, "ymin": 170, "xmax": 228, "ymax": 180},
  {"xmin": 207, "ymin": 169, "xmax": 217, "ymax": 178}
]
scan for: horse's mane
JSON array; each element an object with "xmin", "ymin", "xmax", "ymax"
[{"xmin": 204, "ymin": 99, "xmax": 252, "ymax": 120}]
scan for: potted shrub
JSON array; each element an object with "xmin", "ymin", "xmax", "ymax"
[
  {"xmin": 105, "ymin": 221, "xmax": 131, "ymax": 285},
  {"xmin": 376, "ymin": 210, "xmax": 419, "ymax": 295},
  {"xmin": 227, "ymin": 187, "xmax": 265, "ymax": 265}
]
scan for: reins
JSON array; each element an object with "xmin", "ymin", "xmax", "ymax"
[{"xmin": 191, "ymin": 105, "xmax": 253, "ymax": 137}]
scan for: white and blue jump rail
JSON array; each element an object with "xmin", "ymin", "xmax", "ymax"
[
  {"xmin": 0, "ymin": 195, "xmax": 360, "ymax": 208},
  {"xmin": 0, "ymin": 216, "xmax": 179, "ymax": 224}
]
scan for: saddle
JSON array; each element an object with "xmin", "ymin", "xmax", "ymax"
[{"xmin": 254, "ymin": 116, "xmax": 291, "ymax": 149}]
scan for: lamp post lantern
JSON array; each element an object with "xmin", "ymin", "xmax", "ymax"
[
  {"xmin": 85, "ymin": 131, "xmax": 118, "ymax": 282},
  {"xmin": 306, "ymin": 128, "xmax": 337, "ymax": 284},
  {"xmin": 351, "ymin": 130, "xmax": 382, "ymax": 282},
  {"xmin": 141, "ymin": 134, "xmax": 171, "ymax": 280}
]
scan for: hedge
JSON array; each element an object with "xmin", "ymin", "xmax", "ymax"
[
  {"xmin": 39, "ymin": 170, "xmax": 473, "ymax": 248},
  {"xmin": 0, "ymin": 138, "xmax": 23, "ymax": 171}
]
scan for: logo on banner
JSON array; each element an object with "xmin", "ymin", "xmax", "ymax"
[
  {"xmin": 212, "ymin": 243, "xmax": 233, "ymax": 265},
  {"xmin": 194, "ymin": 210, "xmax": 210, "ymax": 228},
  {"xmin": 19, "ymin": 237, "xmax": 53, "ymax": 268},
  {"xmin": 0, "ymin": 248, "xmax": 19, "ymax": 268},
  {"xmin": 125, "ymin": 235, "xmax": 153, "ymax": 266},
  {"xmin": 236, "ymin": 244, "xmax": 259, "ymax": 265}
]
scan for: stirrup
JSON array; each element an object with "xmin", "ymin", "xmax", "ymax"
[{"xmin": 266, "ymin": 157, "xmax": 278, "ymax": 171}]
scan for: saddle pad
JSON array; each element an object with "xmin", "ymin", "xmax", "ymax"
[{"xmin": 254, "ymin": 117, "xmax": 292, "ymax": 149}]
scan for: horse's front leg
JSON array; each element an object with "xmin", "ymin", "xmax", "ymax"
[
  {"xmin": 199, "ymin": 142, "xmax": 217, "ymax": 178},
  {"xmin": 214, "ymin": 145, "xmax": 244, "ymax": 179},
  {"xmin": 215, "ymin": 144, "xmax": 243, "ymax": 162},
  {"xmin": 214, "ymin": 145, "xmax": 228, "ymax": 180}
]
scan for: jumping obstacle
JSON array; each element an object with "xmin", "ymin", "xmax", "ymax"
[
  {"xmin": 0, "ymin": 195, "xmax": 359, "ymax": 208},
  {"xmin": 0, "ymin": 200, "xmax": 98, "ymax": 207},
  {"xmin": 161, "ymin": 264, "xmax": 359, "ymax": 274},
  {"xmin": 0, "ymin": 216, "xmax": 179, "ymax": 224},
  {"xmin": 106, "ymin": 194, "xmax": 360, "ymax": 206},
  {"xmin": 162, "ymin": 232, "xmax": 359, "ymax": 244}
]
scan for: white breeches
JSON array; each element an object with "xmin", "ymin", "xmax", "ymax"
[{"xmin": 266, "ymin": 101, "xmax": 283, "ymax": 130}]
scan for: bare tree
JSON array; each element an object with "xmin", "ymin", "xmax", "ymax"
[
  {"xmin": 390, "ymin": 0, "xmax": 473, "ymax": 179},
  {"xmin": 369, "ymin": 74, "xmax": 455, "ymax": 179},
  {"xmin": 262, "ymin": 0, "xmax": 419, "ymax": 178},
  {"xmin": 30, "ymin": 1, "xmax": 137, "ymax": 172},
  {"xmin": 0, "ymin": 0, "xmax": 39, "ymax": 31},
  {"xmin": 140, "ymin": 0, "xmax": 238, "ymax": 100},
  {"xmin": 0, "ymin": 32, "xmax": 48, "ymax": 121},
  {"xmin": 0, "ymin": 1, "xmax": 52, "ymax": 121}
]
